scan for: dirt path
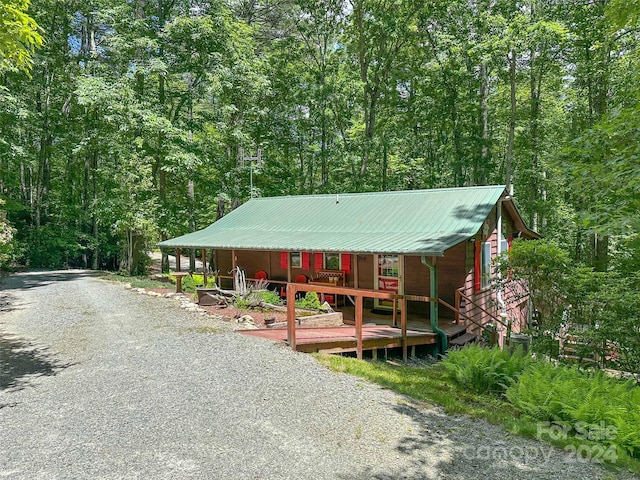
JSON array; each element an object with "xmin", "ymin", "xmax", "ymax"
[{"xmin": 0, "ymin": 271, "xmax": 635, "ymax": 479}]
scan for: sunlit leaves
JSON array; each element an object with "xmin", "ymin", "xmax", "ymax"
[{"xmin": 0, "ymin": 0, "xmax": 43, "ymax": 75}]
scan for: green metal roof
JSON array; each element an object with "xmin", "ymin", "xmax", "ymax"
[{"xmin": 159, "ymin": 185, "xmax": 518, "ymax": 256}]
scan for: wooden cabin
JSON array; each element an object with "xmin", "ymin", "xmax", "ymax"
[{"xmin": 159, "ymin": 186, "xmax": 538, "ymax": 354}]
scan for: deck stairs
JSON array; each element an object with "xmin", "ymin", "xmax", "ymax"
[{"xmin": 444, "ymin": 324, "xmax": 478, "ymax": 348}]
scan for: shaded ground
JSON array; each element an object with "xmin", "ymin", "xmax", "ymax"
[
  {"xmin": 0, "ymin": 335, "xmax": 62, "ymax": 391},
  {"xmin": 1, "ymin": 270, "xmax": 636, "ymax": 479}
]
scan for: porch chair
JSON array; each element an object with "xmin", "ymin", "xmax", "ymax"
[
  {"xmin": 254, "ymin": 270, "xmax": 268, "ymax": 281},
  {"xmin": 280, "ymin": 274, "xmax": 308, "ymax": 302}
]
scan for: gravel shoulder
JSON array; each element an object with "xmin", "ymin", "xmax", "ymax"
[{"xmin": 0, "ymin": 270, "xmax": 636, "ymax": 479}]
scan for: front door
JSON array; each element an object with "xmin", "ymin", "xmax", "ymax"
[{"xmin": 374, "ymin": 254, "xmax": 403, "ymax": 310}]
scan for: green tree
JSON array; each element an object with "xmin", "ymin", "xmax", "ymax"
[{"xmin": 0, "ymin": 0, "xmax": 43, "ymax": 74}]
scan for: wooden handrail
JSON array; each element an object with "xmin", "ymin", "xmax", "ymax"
[{"xmin": 457, "ymin": 288, "xmax": 508, "ymax": 328}]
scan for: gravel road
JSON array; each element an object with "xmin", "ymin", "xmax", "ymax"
[{"xmin": 0, "ymin": 270, "xmax": 636, "ymax": 479}]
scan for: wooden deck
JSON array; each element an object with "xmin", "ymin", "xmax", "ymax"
[{"xmin": 240, "ymin": 325, "xmax": 438, "ymax": 354}]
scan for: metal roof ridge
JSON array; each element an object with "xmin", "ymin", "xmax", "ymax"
[{"xmin": 248, "ymin": 185, "xmax": 506, "ymax": 201}]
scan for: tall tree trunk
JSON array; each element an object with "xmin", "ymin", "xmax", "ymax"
[
  {"xmin": 506, "ymin": 49, "xmax": 516, "ymax": 195},
  {"xmin": 530, "ymin": 47, "xmax": 540, "ymax": 232},
  {"xmin": 477, "ymin": 62, "xmax": 490, "ymax": 185}
]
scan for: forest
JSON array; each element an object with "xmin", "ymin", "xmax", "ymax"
[{"xmin": 0, "ymin": 0, "xmax": 638, "ymax": 276}]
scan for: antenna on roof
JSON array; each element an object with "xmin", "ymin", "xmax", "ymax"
[{"xmin": 336, "ymin": 194, "xmax": 339, "ymax": 204}]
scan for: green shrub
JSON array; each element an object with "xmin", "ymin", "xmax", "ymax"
[
  {"xmin": 442, "ymin": 344, "xmax": 534, "ymax": 395},
  {"xmin": 180, "ymin": 274, "xmax": 197, "ymax": 293},
  {"xmin": 259, "ymin": 289, "xmax": 283, "ymax": 305},
  {"xmin": 506, "ymin": 362, "xmax": 640, "ymax": 458},
  {"xmin": 191, "ymin": 273, "xmax": 216, "ymax": 288},
  {"xmin": 296, "ymin": 291, "xmax": 321, "ymax": 310},
  {"xmin": 232, "ymin": 296, "xmax": 251, "ymax": 310}
]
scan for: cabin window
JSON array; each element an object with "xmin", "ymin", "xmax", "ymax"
[
  {"xmin": 324, "ymin": 253, "xmax": 341, "ymax": 270},
  {"xmin": 500, "ymin": 239, "xmax": 509, "ymax": 256},
  {"xmin": 291, "ymin": 252, "xmax": 302, "ymax": 268},
  {"xmin": 481, "ymin": 241, "xmax": 492, "ymax": 288}
]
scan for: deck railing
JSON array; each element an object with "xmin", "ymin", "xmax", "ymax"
[
  {"xmin": 285, "ymin": 283, "xmax": 444, "ymax": 361},
  {"xmin": 455, "ymin": 288, "xmax": 509, "ymax": 343}
]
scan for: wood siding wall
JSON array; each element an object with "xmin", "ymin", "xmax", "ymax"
[
  {"xmin": 459, "ymin": 204, "xmax": 530, "ymax": 341},
  {"xmin": 212, "ymin": 199, "xmax": 530, "ymax": 338}
]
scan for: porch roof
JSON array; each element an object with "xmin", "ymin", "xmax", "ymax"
[{"xmin": 159, "ymin": 185, "xmax": 536, "ymax": 256}]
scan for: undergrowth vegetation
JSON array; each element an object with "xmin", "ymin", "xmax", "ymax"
[
  {"xmin": 317, "ymin": 346, "xmax": 640, "ymax": 474},
  {"xmin": 442, "ymin": 344, "xmax": 534, "ymax": 395},
  {"xmin": 100, "ymin": 272, "xmax": 168, "ymax": 290},
  {"xmin": 506, "ymin": 362, "xmax": 640, "ymax": 459}
]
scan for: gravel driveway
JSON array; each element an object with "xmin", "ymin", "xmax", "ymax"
[{"xmin": 0, "ymin": 270, "xmax": 636, "ymax": 479}]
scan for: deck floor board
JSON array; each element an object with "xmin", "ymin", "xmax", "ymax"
[{"xmin": 240, "ymin": 325, "xmax": 438, "ymax": 353}]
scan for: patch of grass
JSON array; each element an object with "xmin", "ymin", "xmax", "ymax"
[
  {"xmin": 314, "ymin": 354, "xmax": 515, "ymax": 424},
  {"xmin": 314, "ymin": 354, "xmax": 640, "ymax": 475},
  {"xmin": 181, "ymin": 325, "xmax": 224, "ymax": 335},
  {"xmin": 99, "ymin": 272, "xmax": 169, "ymax": 289}
]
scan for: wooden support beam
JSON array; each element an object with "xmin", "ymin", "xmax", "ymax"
[
  {"xmin": 176, "ymin": 248, "xmax": 182, "ymax": 272},
  {"xmin": 353, "ymin": 254, "xmax": 359, "ymax": 289},
  {"xmin": 214, "ymin": 249, "xmax": 218, "ymax": 286},
  {"xmin": 287, "ymin": 283, "xmax": 297, "ymax": 351},
  {"xmin": 355, "ymin": 294, "xmax": 363, "ymax": 360},
  {"xmin": 232, "ymin": 249, "xmax": 237, "ymax": 290},
  {"xmin": 202, "ymin": 248, "xmax": 207, "ymax": 285},
  {"xmin": 392, "ymin": 299, "xmax": 397, "ymax": 327},
  {"xmin": 401, "ymin": 298, "xmax": 407, "ymax": 362}
]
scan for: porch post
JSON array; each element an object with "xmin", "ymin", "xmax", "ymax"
[
  {"xmin": 287, "ymin": 283, "xmax": 297, "ymax": 351},
  {"xmin": 421, "ymin": 256, "xmax": 447, "ymax": 354},
  {"xmin": 353, "ymin": 254, "xmax": 359, "ymax": 288},
  {"xmin": 202, "ymin": 248, "xmax": 207, "ymax": 285},
  {"xmin": 430, "ymin": 256, "xmax": 439, "ymax": 329},
  {"xmin": 214, "ymin": 249, "xmax": 219, "ymax": 287},
  {"xmin": 401, "ymin": 297, "xmax": 407, "ymax": 361},
  {"xmin": 392, "ymin": 299, "xmax": 397, "ymax": 327},
  {"xmin": 232, "ymin": 249, "xmax": 237, "ymax": 290},
  {"xmin": 176, "ymin": 248, "xmax": 182, "ymax": 272},
  {"xmin": 355, "ymin": 294, "xmax": 363, "ymax": 360}
]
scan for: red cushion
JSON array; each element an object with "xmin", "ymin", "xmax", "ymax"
[{"xmin": 255, "ymin": 270, "xmax": 268, "ymax": 280}]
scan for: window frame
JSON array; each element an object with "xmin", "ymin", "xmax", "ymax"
[
  {"xmin": 481, "ymin": 241, "xmax": 492, "ymax": 289},
  {"xmin": 323, "ymin": 252, "xmax": 341, "ymax": 271},
  {"xmin": 290, "ymin": 252, "xmax": 302, "ymax": 268}
]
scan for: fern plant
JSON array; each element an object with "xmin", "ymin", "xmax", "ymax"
[
  {"xmin": 442, "ymin": 344, "xmax": 533, "ymax": 395},
  {"xmin": 506, "ymin": 362, "xmax": 640, "ymax": 458}
]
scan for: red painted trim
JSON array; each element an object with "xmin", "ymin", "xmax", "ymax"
[{"xmin": 341, "ymin": 254, "xmax": 351, "ymax": 275}]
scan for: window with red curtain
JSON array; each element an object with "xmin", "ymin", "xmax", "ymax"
[
  {"xmin": 280, "ymin": 252, "xmax": 288, "ymax": 269},
  {"xmin": 302, "ymin": 252, "xmax": 310, "ymax": 270},
  {"xmin": 314, "ymin": 252, "xmax": 323, "ymax": 270}
]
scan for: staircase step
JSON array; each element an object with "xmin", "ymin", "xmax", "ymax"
[
  {"xmin": 449, "ymin": 332, "xmax": 478, "ymax": 347},
  {"xmin": 444, "ymin": 324, "xmax": 468, "ymax": 338}
]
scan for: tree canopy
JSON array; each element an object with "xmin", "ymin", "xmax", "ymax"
[
  {"xmin": 0, "ymin": 0, "xmax": 43, "ymax": 74},
  {"xmin": 0, "ymin": 0, "xmax": 637, "ymax": 274}
]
